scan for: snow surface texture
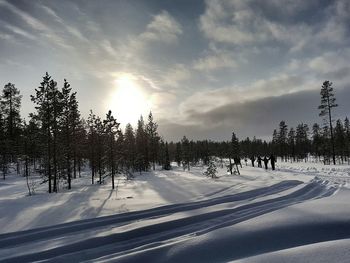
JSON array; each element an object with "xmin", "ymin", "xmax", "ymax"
[{"xmin": 0, "ymin": 162, "xmax": 349, "ymax": 262}]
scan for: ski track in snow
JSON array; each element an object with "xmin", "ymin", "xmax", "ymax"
[{"xmin": 0, "ymin": 179, "xmax": 340, "ymax": 263}]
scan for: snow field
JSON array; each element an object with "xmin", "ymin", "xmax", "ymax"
[{"xmin": 0, "ymin": 163, "xmax": 349, "ymax": 262}]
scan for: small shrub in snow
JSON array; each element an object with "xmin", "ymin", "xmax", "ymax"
[{"xmin": 204, "ymin": 158, "xmax": 218, "ymax": 179}]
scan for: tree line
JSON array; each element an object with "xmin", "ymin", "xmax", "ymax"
[
  {"xmin": 1, "ymin": 75, "xmax": 347, "ymax": 193},
  {"xmin": 0, "ymin": 72, "xmax": 171, "ymax": 193}
]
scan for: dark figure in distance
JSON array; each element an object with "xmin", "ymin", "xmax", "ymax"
[
  {"xmin": 270, "ymin": 154, "xmax": 276, "ymax": 170},
  {"xmin": 250, "ymin": 156, "xmax": 256, "ymax": 167},
  {"xmin": 234, "ymin": 156, "xmax": 242, "ymax": 168},
  {"xmin": 263, "ymin": 156, "xmax": 269, "ymax": 170},
  {"xmin": 257, "ymin": 156, "xmax": 262, "ymax": 168}
]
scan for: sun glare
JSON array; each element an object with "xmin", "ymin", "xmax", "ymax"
[{"xmin": 109, "ymin": 74, "xmax": 151, "ymax": 125}]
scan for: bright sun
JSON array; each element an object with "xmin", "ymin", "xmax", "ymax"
[{"xmin": 109, "ymin": 74, "xmax": 151, "ymax": 125}]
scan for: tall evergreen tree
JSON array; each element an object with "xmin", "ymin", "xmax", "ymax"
[
  {"xmin": 181, "ymin": 136, "xmax": 190, "ymax": 171},
  {"xmin": 146, "ymin": 112, "xmax": 159, "ymax": 170},
  {"xmin": 103, "ymin": 110, "xmax": 120, "ymax": 190},
  {"xmin": 1, "ymin": 83, "xmax": 22, "ymax": 174},
  {"xmin": 318, "ymin": 80, "xmax": 338, "ymax": 165},
  {"xmin": 124, "ymin": 123, "xmax": 136, "ymax": 171}
]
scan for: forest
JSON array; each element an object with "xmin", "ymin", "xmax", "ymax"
[{"xmin": 1, "ymin": 73, "xmax": 348, "ymax": 193}]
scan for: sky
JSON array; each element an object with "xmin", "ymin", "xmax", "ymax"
[{"xmin": 0, "ymin": 0, "xmax": 350, "ymax": 141}]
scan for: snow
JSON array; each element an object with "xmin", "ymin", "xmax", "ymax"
[{"xmin": 0, "ymin": 162, "xmax": 350, "ymax": 262}]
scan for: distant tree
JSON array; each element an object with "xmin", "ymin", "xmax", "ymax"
[
  {"xmin": 135, "ymin": 116, "xmax": 149, "ymax": 173},
  {"xmin": 287, "ymin": 128, "xmax": 295, "ymax": 162},
  {"xmin": 124, "ymin": 123, "xmax": 136, "ymax": 171},
  {"xmin": 163, "ymin": 142, "xmax": 171, "ymax": 170},
  {"xmin": 230, "ymin": 131, "xmax": 240, "ymax": 175},
  {"xmin": 295, "ymin": 123, "xmax": 309, "ymax": 160},
  {"xmin": 318, "ymin": 80, "xmax": 338, "ymax": 165},
  {"xmin": 146, "ymin": 112, "xmax": 159, "ymax": 170},
  {"xmin": 278, "ymin": 121, "xmax": 288, "ymax": 161},
  {"xmin": 344, "ymin": 117, "xmax": 350, "ymax": 163},
  {"xmin": 312, "ymin": 123, "xmax": 322, "ymax": 161},
  {"xmin": 175, "ymin": 142, "xmax": 182, "ymax": 167},
  {"xmin": 334, "ymin": 119, "xmax": 345, "ymax": 164},
  {"xmin": 272, "ymin": 129, "xmax": 278, "ymax": 155},
  {"xmin": 181, "ymin": 136, "xmax": 190, "ymax": 171}
]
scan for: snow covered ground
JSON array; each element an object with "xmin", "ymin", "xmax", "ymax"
[{"xmin": 0, "ymin": 162, "xmax": 349, "ymax": 262}]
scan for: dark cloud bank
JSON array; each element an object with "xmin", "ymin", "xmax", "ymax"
[{"xmin": 159, "ymin": 87, "xmax": 350, "ymax": 142}]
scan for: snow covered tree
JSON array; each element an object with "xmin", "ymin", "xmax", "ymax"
[
  {"xmin": 204, "ymin": 157, "xmax": 217, "ymax": 178},
  {"xmin": 318, "ymin": 80, "xmax": 338, "ymax": 165}
]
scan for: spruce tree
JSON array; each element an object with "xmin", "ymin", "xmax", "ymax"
[
  {"xmin": 1, "ymin": 83, "xmax": 22, "ymax": 174},
  {"xmin": 103, "ymin": 110, "xmax": 120, "ymax": 189},
  {"xmin": 124, "ymin": 123, "xmax": 136, "ymax": 171},
  {"xmin": 204, "ymin": 157, "xmax": 217, "ymax": 179},
  {"xmin": 146, "ymin": 112, "xmax": 159, "ymax": 170},
  {"xmin": 278, "ymin": 121, "xmax": 288, "ymax": 161}
]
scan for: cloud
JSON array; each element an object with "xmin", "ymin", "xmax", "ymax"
[
  {"xmin": 0, "ymin": 0, "xmax": 72, "ymax": 49},
  {"xmin": 160, "ymin": 87, "xmax": 350, "ymax": 141},
  {"xmin": 179, "ymin": 74, "xmax": 314, "ymax": 117},
  {"xmin": 193, "ymin": 49, "xmax": 237, "ymax": 71},
  {"xmin": 40, "ymin": 4, "xmax": 88, "ymax": 42},
  {"xmin": 139, "ymin": 10, "xmax": 182, "ymax": 44},
  {"xmin": 159, "ymin": 64, "xmax": 191, "ymax": 88},
  {"xmin": 199, "ymin": 0, "xmax": 349, "ymax": 51},
  {"xmin": 4, "ymin": 24, "xmax": 35, "ymax": 40}
]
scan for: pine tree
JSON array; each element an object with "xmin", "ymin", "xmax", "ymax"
[
  {"xmin": 230, "ymin": 131, "xmax": 240, "ymax": 175},
  {"xmin": 124, "ymin": 123, "xmax": 136, "ymax": 171},
  {"xmin": 1, "ymin": 83, "xmax": 22, "ymax": 174},
  {"xmin": 31, "ymin": 73, "xmax": 53, "ymax": 193},
  {"xmin": 287, "ymin": 128, "xmax": 295, "ymax": 162},
  {"xmin": 87, "ymin": 111, "xmax": 97, "ymax": 184},
  {"xmin": 163, "ymin": 142, "xmax": 171, "ymax": 170},
  {"xmin": 146, "ymin": 112, "xmax": 159, "ymax": 170},
  {"xmin": 312, "ymin": 123, "xmax": 322, "ymax": 161},
  {"xmin": 318, "ymin": 80, "xmax": 338, "ymax": 165},
  {"xmin": 135, "ymin": 116, "xmax": 149, "ymax": 173},
  {"xmin": 175, "ymin": 142, "xmax": 182, "ymax": 167},
  {"xmin": 344, "ymin": 117, "xmax": 350, "ymax": 163},
  {"xmin": 103, "ymin": 110, "xmax": 120, "ymax": 189},
  {"xmin": 181, "ymin": 136, "xmax": 190, "ymax": 171},
  {"xmin": 295, "ymin": 123, "xmax": 309, "ymax": 161},
  {"xmin": 278, "ymin": 121, "xmax": 288, "ymax": 161}
]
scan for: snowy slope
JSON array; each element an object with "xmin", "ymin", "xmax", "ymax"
[{"xmin": 0, "ymin": 163, "xmax": 349, "ymax": 262}]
